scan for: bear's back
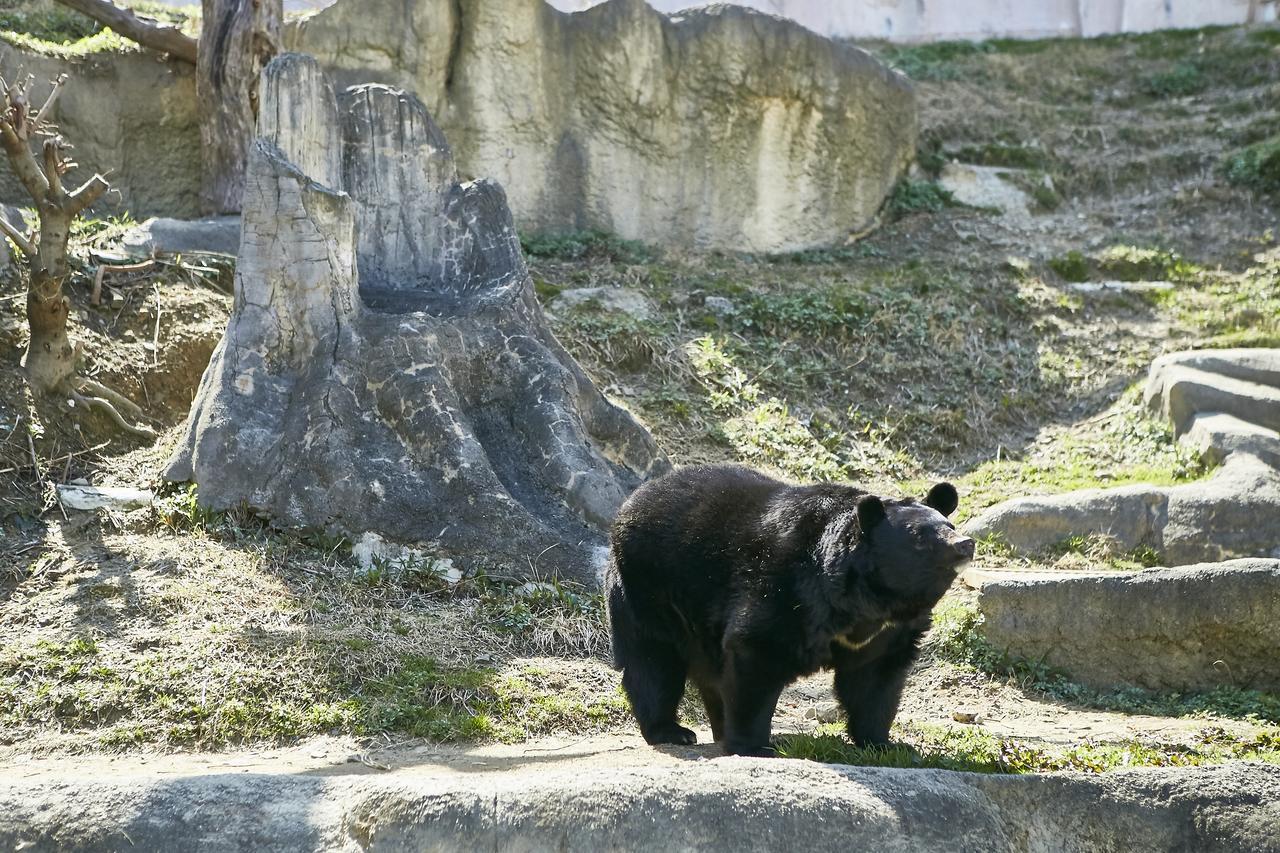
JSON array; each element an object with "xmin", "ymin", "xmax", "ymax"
[{"xmin": 609, "ymin": 464, "xmax": 862, "ymax": 644}]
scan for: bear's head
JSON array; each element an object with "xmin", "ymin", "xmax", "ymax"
[{"xmin": 854, "ymin": 483, "xmax": 974, "ymax": 607}]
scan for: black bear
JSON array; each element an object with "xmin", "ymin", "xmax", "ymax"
[{"xmin": 605, "ymin": 463, "xmax": 973, "ymax": 757}]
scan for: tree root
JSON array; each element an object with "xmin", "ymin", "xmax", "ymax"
[
  {"xmin": 75, "ymin": 377, "xmax": 146, "ymax": 420},
  {"xmin": 56, "ymin": 378, "xmax": 155, "ymax": 439}
]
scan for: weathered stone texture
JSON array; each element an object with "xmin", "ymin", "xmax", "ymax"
[
  {"xmin": 0, "ymin": 42, "xmax": 201, "ymax": 218},
  {"xmin": 166, "ymin": 54, "xmax": 666, "ymax": 583},
  {"xmin": 1, "ymin": 759, "xmax": 1277, "ymax": 852},
  {"xmin": 977, "ymin": 559, "xmax": 1280, "ymax": 691},
  {"xmin": 965, "ymin": 348, "xmax": 1280, "ymax": 566},
  {"xmin": 287, "ymin": 0, "xmax": 917, "ymax": 252}
]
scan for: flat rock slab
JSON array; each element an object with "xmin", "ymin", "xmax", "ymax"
[
  {"xmin": 938, "ymin": 163, "xmax": 1037, "ymax": 223},
  {"xmin": 550, "ymin": 287, "xmax": 656, "ymax": 320},
  {"xmin": 977, "ymin": 559, "xmax": 1280, "ymax": 691},
  {"xmin": 0, "ymin": 753, "xmax": 1276, "ymax": 852},
  {"xmin": 120, "ymin": 216, "xmax": 242, "ymax": 257}
]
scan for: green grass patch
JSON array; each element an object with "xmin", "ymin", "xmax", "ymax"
[
  {"xmin": 887, "ymin": 179, "xmax": 955, "ymax": 217},
  {"xmin": 520, "ymin": 229, "xmax": 654, "ymax": 264},
  {"xmin": 1141, "ymin": 63, "xmax": 1206, "ymax": 97},
  {"xmin": 955, "ymin": 385, "xmax": 1209, "ymax": 520},
  {"xmin": 1221, "ymin": 137, "xmax": 1280, "ymax": 195},
  {"xmin": 777, "ymin": 721, "xmax": 1280, "ymax": 773}
]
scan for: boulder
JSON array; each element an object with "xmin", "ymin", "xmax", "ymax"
[
  {"xmin": 964, "ymin": 455, "xmax": 1280, "ymax": 565},
  {"xmin": 1144, "ymin": 348, "xmax": 1280, "ymax": 436},
  {"xmin": 549, "ymin": 287, "xmax": 656, "ymax": 321},
  {"xmin": 120, "ymin": 216, "xmax": 242, "ymax": 257},
  {"xmin": 289, "ymin": 0, "xmax": 917, "ymax": 252},
  {"xmin": 165, "ymin": 55, "xmax": 667, "ymax": 584},
  {"xmin": 0, "ymin": 759, "xmax": 1276, "ymax": 852},
  {"xmin": 977, "ymin": 559, "xmax": 1280, "ymax": 691}
]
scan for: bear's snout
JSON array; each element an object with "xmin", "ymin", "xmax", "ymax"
[{"xmin": 950, "ymin": 536, "xmax": 975, "ymax": 563}]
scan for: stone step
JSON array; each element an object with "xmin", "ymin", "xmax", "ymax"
[
  {"xmin": 976, "ymin": 559, "xmax": 1280, "ymax": 692},
  {"xmin": 1179, "ymin": 411, "xmax": 1280, "ymax": 468},
  {"xmin": 1144, "ymin": 364, "xmax": 1280, "ymax": 436},
  {"xmin": 1146, "ymin": 348, "xmax": 1280, "ymax": 391}
]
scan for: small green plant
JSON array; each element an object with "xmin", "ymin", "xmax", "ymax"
[
  {"xmin": 887, "ymin": 179, "xmax": 954, "ymax": 217},
  {"xmin": 1142, "ymin": 63, "xmax": 1205, "ymax": 97},
  {"xmin": 1048, "ymin": 250, "xmax": 1090, "ymax": 282},
  {"xmin": 152, "ymin": 484, "xmax": 220, "ymax": 533},
  {"xmin": 1221, "ymin": 137, "xmax": 1280, "ymax": 195},
  {"xmin": 520, "ymin": 229, "xmax": 653, "ymax": 264}
]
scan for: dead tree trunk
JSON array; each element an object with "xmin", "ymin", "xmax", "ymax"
[
  {"xmin": 197, "ymin": 0, "xmax": 282, "ymax": 214},
  {"xmin": 167, "ymin": 54, "xmax": 667, "ymax": 584},
  {"xmin": 1, "ymin": 71, "xmax": 152, "ymax": 437}
]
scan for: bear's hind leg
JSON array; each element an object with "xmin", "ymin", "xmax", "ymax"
[
  {"xmin": 620, "ymin": 639, "xmax": 696, "ymax": 746},
  {"xmin": 722, "ymin": 645, "xmax": 786, "ymax": 757}
]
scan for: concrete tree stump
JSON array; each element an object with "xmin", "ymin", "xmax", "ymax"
[{"xmin": 167, "ymin": 54, "xmax": 667, "ymax": 584}]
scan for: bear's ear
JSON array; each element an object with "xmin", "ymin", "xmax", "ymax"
[
  {"xmin": 925, "ymin": 482, "xmax": 959, "ymax": 517},
  {"xmin": 856, "ymin": 495, "xmax": 886, "ymax": 532}
]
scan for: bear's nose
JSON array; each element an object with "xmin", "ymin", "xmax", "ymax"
[{"xmin": 953, "ymin": 537, "xmax": 975, "ymax": 561}]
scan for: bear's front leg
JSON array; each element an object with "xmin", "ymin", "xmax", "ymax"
[
  {"xmin": 721, "ymin": 644, "xmax": 787, "ymax": 757},
  {"xmin": 833, "ymin": 621, "xmax": 927, "ymax": 746}
]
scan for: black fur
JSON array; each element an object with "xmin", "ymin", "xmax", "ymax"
[{"xmin": 605, "ymin": 464, "xmax": 974, "ymax": 756}]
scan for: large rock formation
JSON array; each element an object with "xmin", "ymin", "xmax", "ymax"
[
  {"xmin": 964, "ymin": 348, "xmax": 1280, "ymax": 565},
  {"xmin": 166, "ymin": 54, "xmax": 667, "ymax": 584},
  {"xmin": 3, "ymin": 0, "xmax": 915, "ymax": 251},
  {"xmin": 287, "ymin": 0, "xmax": 916, "ymax": 252}
]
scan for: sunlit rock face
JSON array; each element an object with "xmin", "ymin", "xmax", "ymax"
[
  {"xmin": 167, "ymin": 54, "xmax": 668, "ymax": 585},
  {"xmin": 289, "ymin": 0, "xmax": 917, "ymax": 253}
]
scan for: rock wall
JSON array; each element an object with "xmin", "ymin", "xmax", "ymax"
[
  {"xmin": 0, "ymin": 42, "xmax": 201, "ymax": 218},
  {"xmin": 2, "ymin": 1, "xmax": 914, "ymax": 252},
  {"xmin": 287, "ymin": 0, "xmax": 916, "ymax": 252}
]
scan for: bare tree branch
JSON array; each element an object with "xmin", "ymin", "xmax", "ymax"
[
  {"xmin": 0, "ymin": 214, "xmax": 33, "ymax": 255},
  {"xmin": 35, "ymin": 73, "xmax": 68, "ymax": 123},
  {"xmin": 53, "ymin": 0, "xmax": 198, "ymax": 64},
  {"xmin": 68, "ymin": 173, "xmax": 110, "ymax": 217},
  {"xmin": 43, "ymin": 138, "xmax": 65, "ymax": 200}
]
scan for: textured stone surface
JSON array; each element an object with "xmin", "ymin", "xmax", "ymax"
[
  {"xmin": 965, "ymin": 348, "xmax": 1280, "ymax": 566},
  {"xmin": 1145, "ymin": 348, "xmax": 1280, "ymax": 435},
  {"xmin": 120, "ymin": 216, "xmax": 242, "ymax": 257},
  {"xmin": 0, "ymin": 759, "xmax": 1276, "ymax": 852},
  {"xmin": 288, "ymin": 0, "xmax": 916, "ymax": 252},
  {"xmin": 978, "ymin": 559, "xmax": 1280, "ymax": 691},
  {"xmin": 0, "ymin": 42, "xmax": 200, "ymax": 218},
  {"xmin": 550, "ymin": 287, "xmax": 656, "ymax": 321},
  {"xmin": 938, "ymin": 163, "xmax": 1036, "ymax": 223},
  {"xmin": 963, "ymin": 455, "xmax": 1280, "ymax": 564},
  {"xmin": 3, "ymin": 1, "xmax": 914, "ymax": 252},
  {"xmin": 166, "ymin": 54, "xmax": 666, "ymax": 584}
]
